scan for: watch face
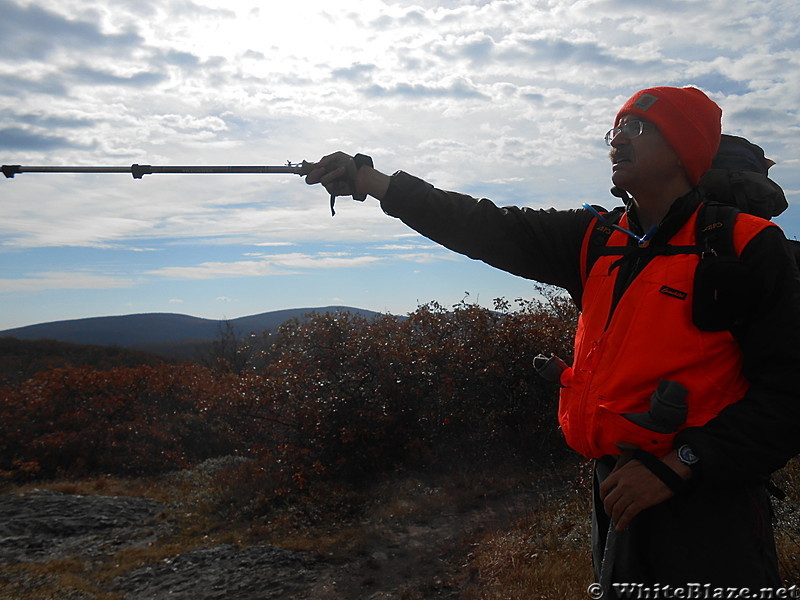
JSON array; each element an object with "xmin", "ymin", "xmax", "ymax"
[{"xmin": 678, "ymin": 444, "xmax": 699, "ymax": 465}]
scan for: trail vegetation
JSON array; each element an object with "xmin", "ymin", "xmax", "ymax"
[{"xmin": 1, "ymin": 293, "xmax": 797, "ymax": 598}]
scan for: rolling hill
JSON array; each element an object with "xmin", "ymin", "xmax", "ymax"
[{"xmin": 0, "ymin": 306, "xmax": 384, "ymax": 359}]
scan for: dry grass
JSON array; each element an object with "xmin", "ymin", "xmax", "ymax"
[
  {"xmin": 462, "ymin": 483, "xmax": 593, "ymax": 600},
  {"xmin": 0, "ymin": 557, "xmax": 121, "ymax": 600},
  {"xmin": 0, "ymin": 461, "xmax": 573, "ymax": 598},
  {"xmin": 2, "ymin": 457, "xmax": 798, "ymax": 599},
  {"xmin": 8, "ymin": 473, "xmax": 176, "ymax": 503}
]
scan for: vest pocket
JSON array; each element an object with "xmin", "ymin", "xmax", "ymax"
[{"xmin": 595, "ymin": 406, "xmax": 678, "ymax": 458}]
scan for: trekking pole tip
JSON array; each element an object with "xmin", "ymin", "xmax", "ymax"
[{"xmin": 2, "ymin": 165, "xmax": 21, "ymax": 178}]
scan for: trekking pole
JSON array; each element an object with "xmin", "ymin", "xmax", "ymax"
[
  {"xmin": 1, "ymin": 162, "xmax": 313, "ymax": 178},
  {"xmin": 598, "ymin": 380, "xmax": 688, "ymax": 596},
  {"xmin": 1, "ymin": 161, "xmax": 360, "ymax": 215}
]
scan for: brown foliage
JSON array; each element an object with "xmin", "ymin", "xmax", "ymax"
[
  {"xmin": 0, "ymin": 295, "xmax": 578, "ymax": 508},
  {"xmin": 0, "ymin": 363, "xmax": 246, "ymax": 479}
]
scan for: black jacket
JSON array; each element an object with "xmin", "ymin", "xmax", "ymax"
[{"xmin": 381, "ymin": 170, "xmax": 800, "ymax": 487}]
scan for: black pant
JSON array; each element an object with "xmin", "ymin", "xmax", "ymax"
[{"xmin": 592, "ymin": 457, "xmax": 781, "ymax": 593}]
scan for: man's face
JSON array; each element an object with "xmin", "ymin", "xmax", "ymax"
[{"xmin": 609, "ymin": 115, "xmax": 685, "ymax": 194}]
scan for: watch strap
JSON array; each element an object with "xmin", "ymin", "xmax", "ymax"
[
  {"xmin": 351, "ymin": 154, "xmax": 373, "ymax": 202},
  {"xmin": 632, "ymin": 448, "xmax": 686, "ymax": 494}
]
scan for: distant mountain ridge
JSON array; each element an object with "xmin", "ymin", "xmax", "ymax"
[{"xmin": 0, "ymin": 306, "xmax": 384, "ymax": 358}]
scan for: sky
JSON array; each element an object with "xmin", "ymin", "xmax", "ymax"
[{"xmin": 1, "ymin": 0, "xmax": 799, "ymax": 331}]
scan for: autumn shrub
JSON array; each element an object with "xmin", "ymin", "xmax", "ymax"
[
  {"xmin": 0, "ymin": 292, "xmax": 579, "ymax": 501},
  {"xmin": 233, "ymin": 294, "xmax": 579, "ymax": 507},
  {"xmin": 0, "ymin": 363, "xmax": 247, "ymax": 479}
]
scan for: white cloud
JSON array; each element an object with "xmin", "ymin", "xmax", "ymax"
[
  {"xmin": 392, "ymin": 252, "xmax": 458, "ymax": 264},
  {"xmin": 0, "ymin": 271, "xmax": 134, "ymax": 292},
  {"xmin": 253, "ymin": 241, "xmax": 296, "ymax": 247},
  {"xmin": 147, "ymin": 252, "xmax": 384, "ymax": 279},
  {"xmin": 1, "ymin": 0, "xmax": 799, "ymax": 326}
]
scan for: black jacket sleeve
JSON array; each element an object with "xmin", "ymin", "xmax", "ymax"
[
  {"xmin": 675, "ymin": 225, "xmax": 800, "ymax": 485},
  {"xmin": 380, "ymin": 171, "xmax": 595, "ymax": 303}
]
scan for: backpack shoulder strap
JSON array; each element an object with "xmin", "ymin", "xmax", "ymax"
[
  {"xmin": 696, "ymin": 200, "xmax": 738, "ymax": 259},
  {"xmin": 692, "ymin": 200, "xmax": 767, "ymax": 332},
  {"xmin": 580, "ymin": 206, "xmax": 626, "ymax": 286},
  {"xmin": 698, "ymin": 199, "xmax": 778, "ymax": 258},
  {"xmin": 786, "ymin": 239, "xmax": 800, "ymax": 269}
]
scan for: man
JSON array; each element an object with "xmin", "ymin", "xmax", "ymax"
[{"xmin": 305, "ymin": 87, "xmax": 800, "ymax": 589}]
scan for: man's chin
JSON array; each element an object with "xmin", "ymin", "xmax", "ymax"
[{"xmin": 611, "ymin": 171, "xmax": 632, "ymax": 191}]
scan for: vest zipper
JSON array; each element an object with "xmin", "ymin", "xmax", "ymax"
[{"xmin": 574, "ymin": 337, "xmax": 605, "ymax": 456}]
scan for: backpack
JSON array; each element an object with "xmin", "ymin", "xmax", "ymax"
[
  {"xmin": 584, "ymin": 134, "xmax": 796, "ymax": 332},
  {"xmin": 700, "ymin": 134, "xmax": 787, "ymax": 219}
]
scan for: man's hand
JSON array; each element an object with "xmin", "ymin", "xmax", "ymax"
[
  {"xmin": 304, "ymin": 152, "xmax": 391, "ymax": 202},
  {"xmin": 599, "ymin": 450, "xmax": 691, "ymax": 531},
  {"xmin": 305, "ymin": 152, "xmax": 358, "ymax": 198}
]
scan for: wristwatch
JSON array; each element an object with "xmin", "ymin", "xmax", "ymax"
[
  {"xmin": 353, "ymin": 153, "xmax": 373, "ymax": 172},
  {"xmin": 351, "ymin": 154, "xmax": 373, "ymax": 202},
  {"xmin": 677, "ymin": 444, "xmax": 700, "ymax": 467}
]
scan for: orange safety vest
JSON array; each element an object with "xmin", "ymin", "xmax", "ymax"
[{"xmin": 558, "ymin": 205, "xmax": 773, "ymax": 458}]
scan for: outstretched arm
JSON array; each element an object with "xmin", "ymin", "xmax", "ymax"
[{"xmin": 306, "ymin": 153, "xmax": 594, "ymax": 300}]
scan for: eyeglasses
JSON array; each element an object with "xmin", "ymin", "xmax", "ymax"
[{"xmin": 604, "ymin": 119, "xmax": 645, "ymax": 146}]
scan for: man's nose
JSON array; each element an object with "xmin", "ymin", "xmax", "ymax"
[{"xmin": 609, "ymin": 131, "xmax": 629, "ymax": 147}]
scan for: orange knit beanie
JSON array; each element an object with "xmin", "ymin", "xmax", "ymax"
[{"xmin": 615, "ymin": 86, "xmax": 722, "ymax": 185}]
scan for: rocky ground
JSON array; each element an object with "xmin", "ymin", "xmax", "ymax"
[
  {"xmin": 0, "ymin": 468, "xmax": 556, "ymax": 600},
  {"xmin": 4, "ymin": 461, "xmax": 796, "ymax": 600}
]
